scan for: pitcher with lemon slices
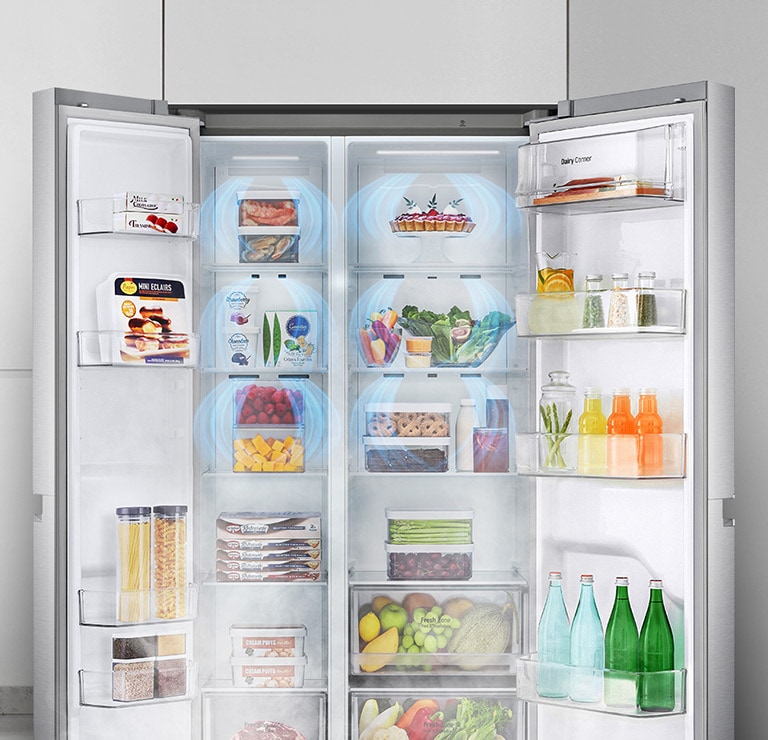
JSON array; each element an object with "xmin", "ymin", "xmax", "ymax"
[{"xmin": 528, "ymin": 251, "xmax": 581, "ymax": 334}]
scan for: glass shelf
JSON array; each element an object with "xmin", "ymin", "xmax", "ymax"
[
  {"xmin": 516, "ymin": 654, "xmax": 686, "ymax": 717},
  {"xmin": 79, "ymin": 662, "xmax": 198, "ymax": 708},
  {"xmin": 349, "ymin": 569, "xmax": 527, "ymax": 588},
  {"xmin": 515, "ymin": 433, "xmax": 686, "ymax": 478},
  {"xmin": 78, "ymin": 331, "xmax": 199, "ymax": 367},
  {"xmin": 78, "ymin": 585, "xmax": 199, "ymax": 627},
  {"xmin": 78, "ymin": 198, "xmax": 199, "ymax": 238},
  {"xmin": 515, "ymin": 289, "xmax": 685, "ymax": 337}
]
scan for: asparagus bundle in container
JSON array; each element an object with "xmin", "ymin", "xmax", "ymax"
[{"xmin": 385, "ymin": 509, "xmax": 475, "ymax": 580}]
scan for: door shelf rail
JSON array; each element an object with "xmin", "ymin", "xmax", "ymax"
[
  {"xmin": 516, "ymin": 654, "xmax": 687, "ymax": 717},
  {"xmin": 78, "ymin": 584, "xmax": 199, "ymax": 627},
  {"xmin": 515, "ymin": 433, "xmax": 686, "ymax": 479},
  {"xmin": 515, "ymin": 289, "xmax": 686, "ymax": 337},
  {"xmin": 78, "ymin": 330, "xmax": 200, "ymax": 367},
  {"xmin": 79, "ymin": 661, "xmax": 198, "ymax": 708}
]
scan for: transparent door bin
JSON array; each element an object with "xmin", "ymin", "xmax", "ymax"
[
  {"xmin": 78, "ymin": 197, "xmax": 200, "ymax": 237},
  {"xmin": 515, "ymin": 433, "xmax": 686, "ymax": 478},
  {"xmin": 515, "ymin": 289, "xmax": 686, "ymax": 336},
  {"xmin": 350, "ymin": 586, "xmax": 521, "ymax": 676},
  {"xmin": 351, "ymin": 693, "xmax": 516, "ymax": 740},
  {"xmin": 78, "ymin": 584, "xmax": 199, "ymax": 627},
  {"xmin": 78, "ymin": 330, "xmax": 200, "ymax": 367},
  {"xmin": 515, "ymin": 123, "xmax": 686, "ymax": 211},
  {"xmin": 516, "ymin": 654, "xmax": 686, "ymax": 717},
  {"xmin": 78, "ymin": 661, "xmax": 198, "ymax": 708}
]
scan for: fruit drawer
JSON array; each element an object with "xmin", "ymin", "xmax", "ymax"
[{"xmin": 350, "ymin": 586, "xmax": 521, "ymax": 676}]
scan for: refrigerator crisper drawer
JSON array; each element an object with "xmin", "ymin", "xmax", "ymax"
[
  {"xmin": 351, "ymin": 692, "xmax": 517, "ymax": 739},
  {"xmin": 515, "ymin": 123, "xmax": 686, "ymax": 211},
  {"xmin": 350, "ymin": 585, "xmax": 522, "ymax": 675}
]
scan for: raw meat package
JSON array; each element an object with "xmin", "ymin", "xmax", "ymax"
[
  {"xmin": 96, "ymin": 273, "xmax": 193, "ymax": 364},
  {"xmin": 237, "ymin": 191, "xmax": 300, "ymax": 227}
]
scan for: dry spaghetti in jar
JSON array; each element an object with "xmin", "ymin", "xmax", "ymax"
[
  {"xmin": 116, "ymin": 507, "xmax": 152, "ymax": 622},
  {"xmin": 153, "ymin": 505, "xmax": 188, "ymax": 619}
]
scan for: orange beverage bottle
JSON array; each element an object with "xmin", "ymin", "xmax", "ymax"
[
  {"xmin": 636, "ymin": 388, "xmax": 664, "ymax": 476},
  {"xmin": 607, "ymin": 388, "xmax": 638, "ymax": 476}
]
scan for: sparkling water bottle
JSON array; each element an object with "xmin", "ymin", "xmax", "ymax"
[
  {"xmin": 569, "ymin": 574, "xmax": 604, "ymax": 703},
  {"xmin": 604, "ymin": 576, "xmax": 639, "ymax": 707},
  {"xmin": 639, "ymin": 579, "xmax": 675, "ymax": 712},
  {"xmin": 537, "ymin": 571, "xmax": 570, "ymax": 698}
]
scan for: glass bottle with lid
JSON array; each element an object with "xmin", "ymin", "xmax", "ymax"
[
  {"xmin": 607, "ymin": 272, "xmax": 631, "ymax": 328},
  {"xmin": 539, "ymin": 370, "xmax": 577, "ymax": 470},
  {"xmin": 637, "ymin": 270, "xmax": 658, "ymax": 327},
  {"xmin": 582, "ymin": 274, "xmax": 606, "ymax": 329}
]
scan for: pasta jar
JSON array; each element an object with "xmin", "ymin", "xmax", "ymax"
[
  {"xmin": 153, "ymin": 505, "xmax": 188, "ymax": 620},
  {"xmin": 116, "ymin": 507, "xmax": 152, "ymax": 622}
]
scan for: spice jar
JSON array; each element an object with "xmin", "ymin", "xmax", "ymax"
[
  {"xmin": 153, "ymin": 505, "xmax": 188, "ymax": 620},
  {"xmin": 582, "ymin": 274, "xmax": 606, "ymax": 329},
  {"xmin": 116, "ymin": 507, "xmax": 152, "ymax": 622},
  {"xmin": 607, "ymin": 273, "xmax": 631, "ymax": 328},
  {"xmin": 636, "ymin": 271, "xmax": 658, "ymax": 327}
]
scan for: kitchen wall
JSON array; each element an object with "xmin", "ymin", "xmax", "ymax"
[
  {"xmin": 0, "ymin": 0, "xmax": 759, "ymax": 733},
  {"xmin": 567, "ymin": 3, "xmax": 764, "ymax": 735},
  {"xmin": 0, "ymin": 0, "xmax": 163, "ymax": 707}
]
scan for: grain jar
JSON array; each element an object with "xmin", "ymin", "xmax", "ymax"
[{"xmin": 153, "ymin": 506, "xmax": 188, "ymax": 619}]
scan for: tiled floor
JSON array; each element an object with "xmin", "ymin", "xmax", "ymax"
[{"xmin": 0, "ymin": 715, "xmax": 32, "ymax": 739}]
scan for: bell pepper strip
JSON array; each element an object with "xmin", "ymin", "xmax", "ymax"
[
  {"xmin": 358, "ymin": 329, "xmax": 375, "ymax": 365},
  {"xmin": 382, "ymin": 308, "xmax": 398, "ymax": 329},
  {"xmin": 406, "ymin": 708, "xmax": 444, "ymax": 740},
  {"xmin": 396, "ymin": 700, "xmax": 440, "ymax": 731}
]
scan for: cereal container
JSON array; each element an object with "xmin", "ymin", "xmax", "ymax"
[
  {"xmin": 116, "ymin": 507, "xmax": 152, "ymax": 623},
  {"xmin": 153, "ymin": 505, "xmax": 188, "ymax": 619}
]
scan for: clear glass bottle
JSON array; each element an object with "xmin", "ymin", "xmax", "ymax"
[
  {"xmin": 537, "ymin": 571, "xmax": 571, "ymax": 698},
  {"xmin": 582, "ymin": 274, "xmax": 606, "ymax": 329},
  {"xmin": 578, "ymin": 387, "xmax": 607, "ymax": 475},
  {"xmin": 607, "ymin": 272, "xmax": 631, "ymax": 328},
  {"xmin": 639, "ymin": 579, "xmax": 676, "ymax": 712},
  {"xmin": 116, "ymin": 506, "xmax": 152, "ymax": 623},
  {"xmin": 569, "ymin": 574, "xmax": 604, "ymax": 703},
  {"xmin": 538, "ymin": 370, "xmax": 577, "ymax": 470},
  {"xmin": 637, "ymin": 270, "xmax": 658, "ymax": 327},
  {"xmin": 604, "ymin": 576, "xmax": 639, "ymax": 708}
]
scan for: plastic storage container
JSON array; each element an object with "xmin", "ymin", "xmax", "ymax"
[
  {"xmin": 230, "ymin": 655, "xmax": 307, "ymax": 688},
  {"xmin": 153, "ymin": 506, "xmax": 188, "ymax": 620},
  {"xmin": 386, "ymin": 508, "xmax": 474, "ymax": 544},
  {"xmin": 116, "ymin": 507, "xmax": 151, "ymax": 623},
  {"xmin": 386, "ymin": 543, "xmax": 474, "ymax": 580},
  {"xmin": 229, "ymin": 625, "xmax": 307, "ymax": 658},
  {"xmin": 237, "ymin": 190, "xmax": 301, "ymax": 263}
]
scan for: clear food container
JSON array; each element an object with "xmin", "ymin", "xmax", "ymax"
[
  {"xmin": 386, "ymin": 508, "xmax": 474, "ymax": 544},
  {"xmin": 365, "ymin": 403, "xmax": 450, "ymax": 438},
  {"xmin": 116, "ymin": 507, "xmax": 151, "ymax": 623},
  {"xmin": 232, "ymin": 432, "xmax": 305, "ymax": 473},
  {"xmin": 229, "ymin": 624, "xmax": 307, "ymax": 658},
  {"xmin": 364, "ymin": 437, "xmax": 450, "ymax": 473},
  {"xmin": 153, "ymin": 506, "xmax": 188, "ymax": 620},
  {"xmin": 386, "ymin": 543, "xmax": 474, "ymax": 580},
  {"xmin": 230, "ymin": 655, "xmax": 307, "ymax": 688},
  {"xmin": 237, "ymin": 191, "xmax": 300, "ymax": 228},
  {"xmin": 233, "ymin": 380, "xmax": 305, "ymax": 427}
]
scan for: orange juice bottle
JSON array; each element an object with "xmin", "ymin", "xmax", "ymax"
[
  {"xmin": 636, "ymin": 388, "xmax": 664, "ymax": 476},
  {"xmin": 578, "ymin": 388, "xmax": 607, "ymax": 475},
  {"xmin": 607, "ymin": 389, "xmax": 638, "ymax": 476}
]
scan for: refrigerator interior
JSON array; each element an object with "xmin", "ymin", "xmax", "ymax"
[{"xmin": 49, "ymin": 96, "xmax": 729, "ymax": 739}]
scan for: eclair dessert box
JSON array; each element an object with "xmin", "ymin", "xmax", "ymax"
[{"xmin": 96, "ymin": 274, "xmax": 193, "ymax": 365}]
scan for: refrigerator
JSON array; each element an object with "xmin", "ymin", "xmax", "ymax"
[{"xmin": 32, "ymin": 81, "xmax": 734, "ymax": 740}]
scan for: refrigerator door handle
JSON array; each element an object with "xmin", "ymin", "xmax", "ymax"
[{"xmin": 721, "ymin": 495, "xmax": 736, "ymax": 527}]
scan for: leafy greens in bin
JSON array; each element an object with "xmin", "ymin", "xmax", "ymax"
[{"xmin": 399, "ymin": 305, "xmax": 515, "ymax": 367}]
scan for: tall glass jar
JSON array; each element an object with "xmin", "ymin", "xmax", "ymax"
[
  {"xmin": 116, "ymin": 506, "xmax": 152, "ymax": 622},
  {"xmin": 582, "ymin": 274, "xmax": 606, "ymax": 329},
  {"xmin": 153, "ymin": 505, "xmax": 188, "ymax": 619},
  {"xmin": 607, "ymin": 272, "xmax": 631, "ymax": 328},
  {"xmin": 538, "ymin": 370, "xmax": 577, "ymax": 470}
]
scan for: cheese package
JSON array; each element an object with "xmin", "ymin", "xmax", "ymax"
[{"xmin": 96, "ymin": 273, "xmax": 193, "ymax": 365}]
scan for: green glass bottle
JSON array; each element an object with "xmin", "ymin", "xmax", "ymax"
[
  {"xmin": 604, "ymin": 576, "xmax": 639, "ymax": 708},
  {"xmin": 638, "ymin": 578, "xmax": 675, "ymax": 712}
]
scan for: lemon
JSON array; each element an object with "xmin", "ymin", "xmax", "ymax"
[{"xmin": 359, "ymin": 611, "xmax": 381, "ymax": 643}]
